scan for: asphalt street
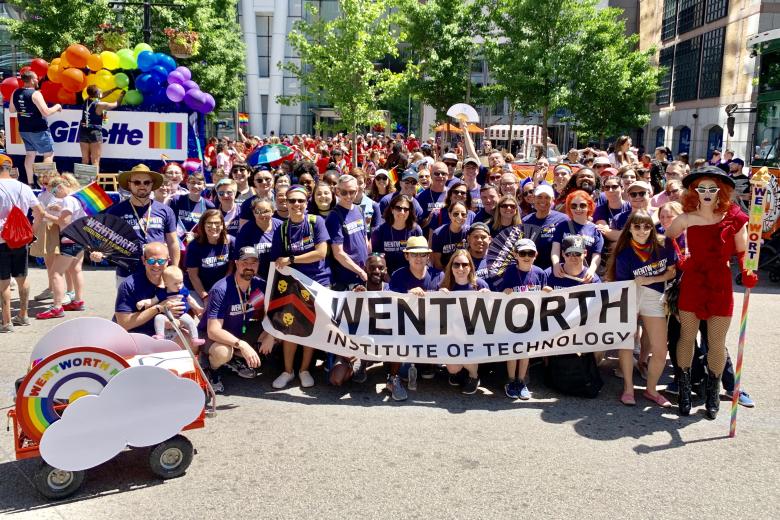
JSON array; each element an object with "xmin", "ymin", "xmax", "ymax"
[{"xmin": 1, "ymin": 266, "xmax": 778, "ymax": 519}]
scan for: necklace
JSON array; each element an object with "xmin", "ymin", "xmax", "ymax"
[{"xmin": 130, "ymin": 199, "xmax": 152, "ymax": 236}]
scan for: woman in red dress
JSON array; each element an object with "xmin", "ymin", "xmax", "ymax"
[{"xmin": 666, "ymin": 166, "xmax": 758, "ymax": 419}]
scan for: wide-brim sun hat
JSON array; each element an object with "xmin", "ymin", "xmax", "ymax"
[
  {"xmin": 682, "ymin": 165, "xmax": 736, "ymax": 189},
  {"xmin": 403, "ymin": 236, "xmax": 432, "ymax": 253},
  {"xmin": 118, "ymin": 164, "xmax": 164, "ymax": 191}
]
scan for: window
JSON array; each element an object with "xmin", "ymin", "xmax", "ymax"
[
  {"xmin": 661, "ymin": 0, "xmax": 678, "ymax": 41},
  {"xmin": 707, "ymin": 126, "xmax": 723, "ymax": 159},
  {"xmin": 699, "ymin": 27, "xmax": 725, "ymax": 98},
  {"xmin": 257, "ymin": 15, "xmax": 271, "ymax": 78},
  {"xmin": 672, "ymin": 36, "xmax": 701, "ymax": 102},
  {"xmin": 657, "ymin": 46, "xmax": 675, "ymax": 105},
  {"xmin": 656, "ymin": 128, "xmax": 666, "ymax": 148},
  {"xmin": 677, "ymin": 0, "xmax": 704, "ymax": 35},
  {"xmin": 677, "ymin": 126, "xmax": 691, "ymax": 155},
  {"xmin": 704, "ymin": 0, "xmax": 729, "ymax": 24}
]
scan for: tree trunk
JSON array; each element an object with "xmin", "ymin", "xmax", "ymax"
[
  {"xmin": 541, "ymin": 104, "xmax": 549, "ymax": 160},
  {"xmin": 507, "ymin": 103, "xmax": 515, "ymax": 155},
  {"xmin": 599, "ymin": 133, "xmax": 605, "ymax": 150},
  {"xmin": 352, "ymin": 125, "xmax": 358, "ymax": 170}
]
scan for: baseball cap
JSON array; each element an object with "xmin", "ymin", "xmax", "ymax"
[
  {"xmin": 443, "ymin": 152, "xmax": 459, "ymax": 163},
  {"xmin": 463, "ymin": 157, "xmax": 480, "ymax": 167},
  {"xmin": 467, "ymin": 222, "xmax": 491, "ymax": 236},
  {"xmin": 601, "ymin": 167, "xmax": 619, "ymax": 177},
  {"xmin": 237, "ymin": 246, "xmax": 259, "ymax": 261},
  {"xmin": 627, "ymin": 180, "xmax": 652, "ymax": 193},
  {"xmin": 593, "ymin": 156, "xmax": 611, "ymax": 166},
  {"xmin": 534, "ymin": 185, "xmax": 555, "ymax": 198},
  {"xmin": 514, "ymin": 238, "xmax": 537, "ymax": 253},
  {"xmin": 374, "ymin": 169, "xmax": 389, "ymax": 178},
  {"xmin": 731, "ymin": 158, "xmax": 745, "ymax": 166},
  {"xmin": 562, "ymin": 235, "xmax": 585, "ymax": 255},
  {"xmin": 402, "ymin": 169, "xmax": 419, "ymax": 182},
  {"xmin": 0, "ymin": 154, "xmax": 12, "ymax": 167}
]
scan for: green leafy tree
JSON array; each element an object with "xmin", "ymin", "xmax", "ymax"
[
  {"xmin": 280, "ymin": 0, "xmax": 404, "ymax": 167},
  {"xmin": 2, "ymin": 0, "xmax": 245, "ymax": 112},
  {"xmin": 566, "ymin": 8, "xmax": 662, "ymax": 146},
  {"xmin": 399, "ymin": 0, "xmax": 484, "ymax": 126}
]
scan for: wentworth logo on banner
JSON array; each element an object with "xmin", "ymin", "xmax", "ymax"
[{"xmin": 263, "ymin": 265, "xmax": 638, "ymax": 364}]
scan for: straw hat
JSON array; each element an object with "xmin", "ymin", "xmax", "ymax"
[
  {"xmin": 118, "ymin": 164, "xmax": 164, "ymax": 191},
  {"xmin": 403, "ymin": 236, "xmax": 432, "ymax": 253}
]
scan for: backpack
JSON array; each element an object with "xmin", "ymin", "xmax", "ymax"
[
  {"xmin": 544, "ymin": 352, "xmax": 603, "ymax": 398},
  {"xmin": 281, "ymin": 214, "xmax": 318, "ymax": 254},
  {"xmin": 0, "ymin": 184, "xmax": 34, "ymax": 249}
]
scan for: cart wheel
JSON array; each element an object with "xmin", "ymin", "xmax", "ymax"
[
  {"xmin": 33, "ymin": 463, "xmax": 85, "ymax": 500},
  {"xmin": 770, "ymin": 271, "xmax": 780, "ymax": 283},
  {"xmin": 735, "ymin": 272, "xmax": 743, "ymax": 286},
  {"xmin": 148, "ymin": 435, "xmax": 193, "ymax": 479}
]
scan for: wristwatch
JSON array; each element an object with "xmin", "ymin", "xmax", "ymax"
[
  {"xmin": 288, "ymin": 255, "xmax": 295, "ymax": 265},
  {"xmin": 233, "ymin": 340, "xmax": 241, "ymax": 349}
]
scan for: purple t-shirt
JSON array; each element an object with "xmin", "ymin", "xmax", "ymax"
[
  {"xmin": 431, "ymin": 273, "xmax": 489, "ymax": 291},
  {"xmin": 544, "ymin": 265, "xmax": 602, "ymax": 289},
  {"xmin": 114, "ymin": 270, "xmax": 162, "ymax": 336},
  {"xmin": 430, "ymin": 224, "xmax": 469, "ymax": 267},
  {"xmin": 185, "ymin": 236, "xmax": 236, "ymax": 292},
  {"xmin": 388, "ymin": 266, "xmax": 441, "ymax": 292},
  {"xmin": 202, "ymin": 275, "xmax": 266, "ymax": 337},
  {"xmin": 495, "ymin": 265, "xmax": 548, "ymax": 293},
  {"xmin": 155, "ymin": 286, "xmax": 191, "ymax": 313},
  {"xmin": 522, "ymin": 210, "xmax": 568, "ymax": 270},
  {"xmin": 236, "ymin": 219, "xmax": 282, "ymax": 280},
  {"xmin": 426, "ymin": 208, "xmax": 476, "ymax": 231},
  {"xmin": 552, "ymin": 220, "xmax": 605, "ymax": 259},
  {"xmin": 593, "ymin": 201, "xmax": 630, "ymax": 226},
  {"xmin": 379, "ymin": 192, "xmax": 424, "ymax": 222},
  {"xmin": 326, "ymin": 205, "xmax": 370, "ymax": 286},
  {"xmin": 167, "ymin": 194, "xmax": 214, "ymax": 232},
  {"xmin": 221, "ymin": 207, "xmax": 240, "ymax": 237},
  {"xmin": 270, "ymin": 214, "xmax": 331, "ymax": 285},
  {"xmin": 614, "ymin": 237, "xmax": 677, "ymax": 294},
  {"xmin": 107, "ymin": 200, "xmax": 177, "ymax": 277},
  {"xmin": 370, "ymin": 223, "xmax": 423, "ymax": 275},
  {"xmin": 416, "ymin": 187, "xmax": 447, "ymax": 219}
]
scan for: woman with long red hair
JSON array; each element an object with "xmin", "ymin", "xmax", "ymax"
[
  {"xmin": 550, "ymin": 190, "xmax": 603, "ymax": 282},
  {"xmin": 665, "ymin": 166, "xmax": 757, "ymax": 419}
]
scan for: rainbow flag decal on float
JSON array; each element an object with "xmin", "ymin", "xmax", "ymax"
[
  {"xmin": 148, "ymin": 121, "xmax": 183, "ymax": 150},
  {"xmin": 71, "ymin": 182, "xmax": 114, "ymax": 215}
]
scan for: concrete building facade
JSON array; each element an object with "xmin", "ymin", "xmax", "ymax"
[{"xmin": 639, "ymin": 0, "xmax": 780, "ymax": 161}]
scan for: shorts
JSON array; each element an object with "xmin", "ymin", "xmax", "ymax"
[
  {"xmin": 59, "ymin": 241, "xmax": 84, "ymax": 258},
  {"xmin": 0, "ymin": 243, "xmax": 29, "ymax": 280},
  {"xmin": 202, "ymin": 319, "xmax": 263, "ymax": 353},
  {"xmin": 78, "ymin": 127, "xmax": 103, "ymax": 144},
  {"xmin": 637, "ymin": 286, "xmax": 666, "ymax": 318},
  {"xmin": 20, "ymin": 130, "xmax": 54, "ymax": 154}
]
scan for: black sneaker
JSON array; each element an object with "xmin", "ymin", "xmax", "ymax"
[
  {"xmin": 461, "ymin": 377, "xmax": 479, "ymax": 395},
  {"xmin": 421, "ymin": 366, "xmax": 437, "ymax": 380},
  {"xmin": 207, "ymin": 367, "xmax": 224, "ymax": 394},
  {"xmin": 448, "ymin": 370, "xmax": 466, "ymax": 386},
  {"xmin": 352, "ymin": 359, "xmax": 368, "ymax": 383},
  {"xmin": 225, "ymin": 358, "xmax": 257, "ymax": 379}
]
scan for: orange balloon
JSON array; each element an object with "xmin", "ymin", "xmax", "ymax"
[
  {"xmin": 57, "ymin": 87, "xmax": 77, "ymax": 105},
  {"xmin": 86, "ymin": 54, "xmax": 103, "ymax": 71},
  {"xmin": 61, "ymin": 67, "xmax": 85, "ymax": 93},
  {"xmin": 47, "ymin": 63, "xmax": 63, "ymax": 83},
  {"xmin": 65, "ymin": 44, "xmax": 90, "ymax": 69},
  {"xmin": 60, "ymin": 51, "xmax": 71, "ymax": 69}
]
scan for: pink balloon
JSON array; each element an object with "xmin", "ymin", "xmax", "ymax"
[{"xmin": 166, "ymin": 83, "xmax": 186, "ymax": 102}]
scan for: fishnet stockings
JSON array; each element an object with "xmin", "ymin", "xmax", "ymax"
[{"xmin": 676, "ymin": 310, "xmax": 731, "ymax": 376}]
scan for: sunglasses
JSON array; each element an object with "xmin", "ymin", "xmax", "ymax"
[
  {"xmin": 217, "ymin": 191, "xmax": 235, "ymax": 197},
  {"xmin": 404, "ymin": 180, "xmax": 418, "ymax": 185},
  {"xmin": 500, "ymin": 204, "xmax": 517, "ymax": 210},
  {"xmin": 564, "ymin": 251, "xmax": 583, "ymax": 258},
  {"xmin": 130, "ymin": 180, "xmax": 153, "ymax": 186},
  {"xmin": 451, "ymin": 190, "xmax": 467, "ymax": 196},
  {"xmin": 451, "ymin": 212, "xmax": 467, "ymax": 217},
  {"xmin": 409, "ymin": 252, "xmax": 429, "ymax": 258},
  {"xmin": 392, "ymin": 206, "xmax": 410, "ymax": 212},
  {"xmin": 432, "ymin": 171, "xmax": 447, "ymax": 177},
  {"xmin": 694, "ymin": 186, "xmax": 720, "ymax": 194},
  {"xmin": 594, "ymin": 164, "xmax": 609, "ymax": 168},
  {"xmin": 255, "ymin": 177, "xmax": 273, "ymax": 183},
  {"xmin": 444, "ymin": 162, "xmax": 457, "ymax": 167},
  {"xmin": 452, "ymin": 262, "xmax": 470, "ymax": 269},
  {"xmin": 523, "ymin": 191, "xmax": 534, "ymax": 196},
  {"xmin": 489, "ymin": 175, "xmax": 502, "ymax": 182},
  {"xmin": 631, "ymin": 223, "xmax": 653, "ymax": 231},
  {"xmin": 628, "ymin": 191, "xmax": 647, "ymax": 198},
  {"xmin": 515, "ymin": 250, "xmax": 535, "ymax": 258},
  {"xmin": 570, "ymin": 203, "xmax": 588, "ymax": 210},
  {"xmin": 253, "ymin": 210, "xmax": 272, "ymax": 215},
  {"xmin": 145, "ymin": 258, "xmax": 167, "ymax": 266},
  {"xmin": 603, "ymin": 184, "xmax": 621, "ymax": 191},
  {"xmin": 375, "ymin": 176, "xmax": 389, "ymax": 181},
  {"xmin": 287, "ymin": 198, "xmax": 307, "ymax": 205}
]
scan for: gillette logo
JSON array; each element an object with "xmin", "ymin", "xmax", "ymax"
[{"xmin": 50, "ymin": 121, "xmax": 143, "ymax": 146}]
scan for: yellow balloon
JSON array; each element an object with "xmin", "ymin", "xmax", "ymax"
[
  {"xmin": 96, "ymin": 73, "xmax": 114, "ymax": 91},
  {"xmin": 102, "ymin": 89, "xmax": 121, "ymax": 103},
  {"xmin": 86, "ymin": 73, "xmax": 99, "ymax": 86},
  {"xmin": 100, "ymin": 51, "xmax": 119, "ymax": 70}
]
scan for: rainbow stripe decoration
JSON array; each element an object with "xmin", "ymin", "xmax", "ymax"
[
  {"xmin": 387, "ymin": 166, "xmax": 399, "ymax": 185},
  {"xmin": 239, "ymin": 113, "xmax": 249, "ymax": 124},
  {"xmin": 9, "ymin": 116, "xmax": 21, "ymax": 145},
  {"xmin": 72, "ymin": 182, "xmax": 114, "ymax": 215},
  {"xmin": 148, "ymin": 121, "xmax": 183, "ymax": 149}
]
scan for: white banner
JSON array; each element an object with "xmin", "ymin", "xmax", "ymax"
[
  {"xmin": 5, "ymin": 109, "xmax": 189, "ymax": 161},
  {"xmin": 262, "ymin": 265, "xmax": 638, "ymax": 363}
]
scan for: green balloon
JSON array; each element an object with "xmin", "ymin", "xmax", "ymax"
[
  {"xmin": 123, "ymin": 89, "xmax": 143, "ymax": 106},
  {"xmin": 114, "ymin": 72, "xmax": 130, "ymax": 89},
  {"xmin": 117, "ymin": 48, "xmax": 136, "ymax": 70},
  {"xmin": 134, "ymin": 43, "xmax": 153, "ymax": 58}
]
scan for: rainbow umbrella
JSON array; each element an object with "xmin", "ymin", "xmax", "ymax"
[{"xmin": 247, "ymin": 144, "xmax": 295, "ymax": 167}]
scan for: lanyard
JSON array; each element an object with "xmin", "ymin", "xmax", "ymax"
[
  {"xmin": 130, "ymin": 202, "xmax": 152, "ymax": 237},
  {"xmin": 235, "ymin": 280, "xmax": 249, "ymax": 334}
]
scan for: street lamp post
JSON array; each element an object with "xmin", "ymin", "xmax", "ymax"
[{"xmin": 108, "ymin": 1, "xmax": 184, "ymax": 44}]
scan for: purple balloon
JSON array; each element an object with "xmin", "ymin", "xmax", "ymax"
[
  {"xmin": 174, "ymin": 66, "xmax": 191, "ymax": 81},
  {"xmin": 182, "ymin": 80, "xmax": 199, "ymax": 92},
  {"xmin": 166, "ymin": 83, "xmax": 186, "ymax": 102},
  {"xmin": 198, "ymin": 93, "xmax": 216, "ymax": 114},
  {"xmin": 167, "ymin": 70, "xmax": 185, "ymax": 85},
  {"xmin": 183, "ymin": 88, "xmax": 207, "ymax": 112}
]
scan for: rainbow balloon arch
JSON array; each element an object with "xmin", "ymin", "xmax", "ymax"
[{"xmin": 1, "ymin": 42, "xmax": 213, "ymax": 173}]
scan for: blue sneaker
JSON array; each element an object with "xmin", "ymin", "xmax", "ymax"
[
  {"xmin": 725, "ymin": 389, "xmax": 755, "ymax": 408},
  {"xmin": 505, "ymin": 381, "xmax": 519, "ymax": 399},
  {"xmin": 517, "ymin": 380, "xmax": 531, "ymax": 400}
]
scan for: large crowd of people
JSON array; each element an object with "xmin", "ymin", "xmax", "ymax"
[{"xmin": 0, "ymin": 120, "xmax": 765, "ymax": 416}]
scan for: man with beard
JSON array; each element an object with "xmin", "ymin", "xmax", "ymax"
[
  {"xmin": 466, "ymin": 222, "xmax": 493, "ymax": 281},
  {"xmin": 202, "ymin": 246, "xmax": 266, "ymax": 393}
]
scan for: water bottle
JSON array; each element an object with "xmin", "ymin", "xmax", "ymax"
[{"xmin": 408, "ymin": 363, "xmax": 417, "ymax": 391}]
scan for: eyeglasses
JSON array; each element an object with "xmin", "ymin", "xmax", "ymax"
[
  {"xmin": 287, "ymin": 198, "xmax": 307, "ymax": 205},
  {"xmin": 594, "ymin": 164, "xmax": 609, "ymax": 168},
  {"xmin": 393, "ymin": 206, "xmax": 410, "ymax": 213},
  {"xmin": 340, "ymin": 189, "xmax": 358, "ymax": 196},
  {"xmin": 694, "ymin": 186, "xmax": 720, "ymax": 194},
  {"xmin": 451, "ymin": 212, "xmax": 467, "ymax": 217},
  {"xmin": 444, "ymin": 162, "xmax": 457, "ymax": 167},
  {"xmin": 603, "ymin": 184, "xmax": 621, "ymax": 191},
  {"xmin": 409, "ymin": 252, "xmax": 429, "ymax": 258},
  {"xmin": 375, "ymin": 177, "xmax": 389, "ymax": 181},
  {"xmin": 217, "ymin": 191, "xmax": 235, "ymax": 197},
  {"xmin": 631, "ymin": 223, "xmax": 653, "ymax": 231},
  {"xmin": 570, "ymin": 203, "xmax": 588, "ymax": 210},
  {"xmin": 204, "ymin": 221, "xmax": 223, "ymax": 227},
  {"xmin": 451, "ymin": 190, "xmax": 467, "ymax": 196},
  {"xmin": 515, "ymin": 250, "xmax": 535, "ymax": 258},
  {"xmin": 452, "ymin": 262, "xmax": 470, "ymax": 269},
  {"xmin": 432, "ymin": 171, "xmax": 447, "ymax": 177},
  {"xmin": 564, "ymin": 251, "xmax": 583, "ymax": 258},
  {"xmin": 145, "ymin": 258, "xmax": 167, "ymax": 266},
  {"xmin": 501, "ymin": 181, "xmax": 517, "ymax": 186},
  {"xmin": 254, "ymin": 210, "xmax": 272, "ymax": 216},
  {"xmin": 499, "ymin": 204, "xmax": 517, "ymax": 210},
  {"xmin": 628, "ymin": 191, "xmax": 647, "ymax": 198},
  {"xmin": 404, "ymin": 180, "xmax": 418, "ymax": 185},
  {"xmin": 255, "ymin": 177, "xmax": 272, "ymax": 183},
  {"xmin": 232, "ymin": 168, "xmax": 248, "ymax": 172},
  {"xmin": 523, "ymin": 191, "xmax": 534, "ymax": 196},
  {"xmin": 130, "ymin": 180, "xmax": 153, "ymax": 186},
  {"xmin": 488, "ymin": 175, "xmax": 502, "ymax": 182}
]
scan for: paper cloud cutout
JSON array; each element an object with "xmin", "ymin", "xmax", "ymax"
[{"xmin": 39, "ymin": 365, "xmax": 204, "ymax": 471}]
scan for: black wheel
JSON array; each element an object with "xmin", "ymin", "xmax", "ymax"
[
  {"xmin": 735, "ymin": 272, "xmax": 743, "ymax": 286},
  {"xmin": 33, "ymin": 463, "xmax": 85, "ymax": 500},
  {"xmin": 770, "ymin": 271, "xmax": 780, "ymax": 283},
  {"xmin": 148, "ymin": 434, "xmax": 193, "ymax": 479}
]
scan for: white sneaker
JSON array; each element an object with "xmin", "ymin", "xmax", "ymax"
[
  {"xmin": 61, "ymin": 293, "xmax": 72, "ymax": 306},
  {"xmin": 272, "ymin": 371, "xmax": 295, "ymax": 389},
  {"xmin": 299, "ymin": 370, "xmax": 315, "ymax": 388}
]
